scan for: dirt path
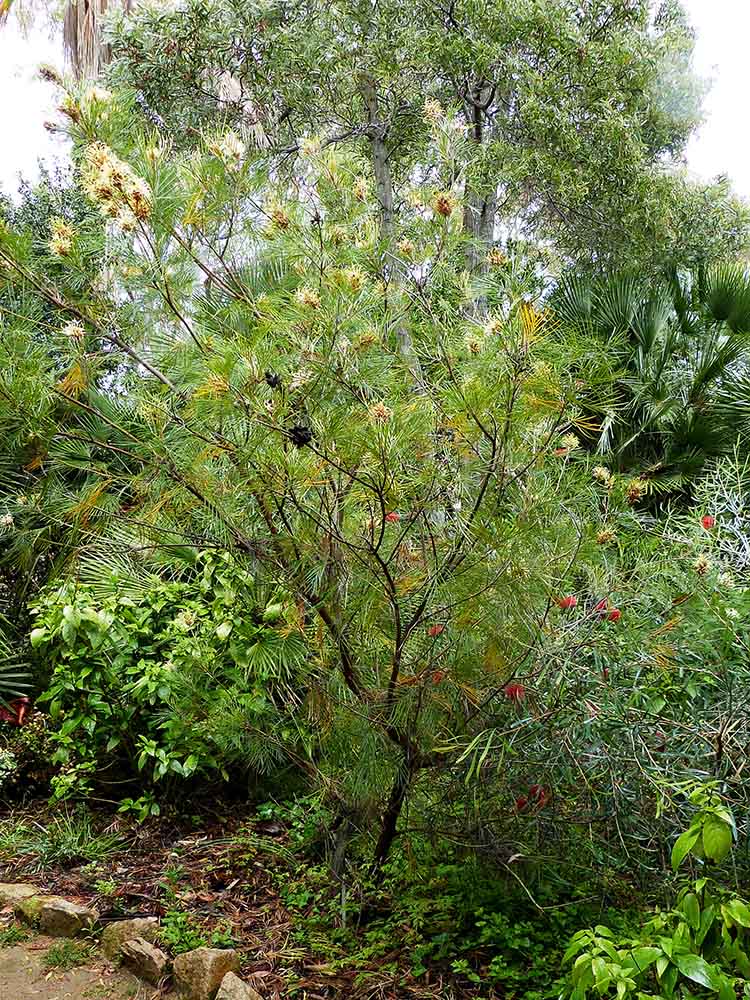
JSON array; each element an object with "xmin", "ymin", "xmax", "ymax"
[{"xmin": 0, "ymin": 936, "xmax": 154, "ymax": 1000}]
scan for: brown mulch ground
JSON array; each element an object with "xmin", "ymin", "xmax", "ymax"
[{"xmin": 0, "ymin": 802, "xmax": 459, "ymax": 1000}]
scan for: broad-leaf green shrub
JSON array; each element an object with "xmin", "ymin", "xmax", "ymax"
[
  {"xmin": 562, "ymin": 880, "xmax": 750, "ymax": 1000},
  {"xmin": 29, "ymin": 552, "xmax": 307, "ymax": 801}
]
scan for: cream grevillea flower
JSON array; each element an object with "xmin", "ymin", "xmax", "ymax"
[
  {"xmin": 81, "ymin": 143, "xmax": 152, "ymax": 223},
  {"xmin": 369, "ymin": 401, "xmax": 392, "ymax": 424},
  {"xmin": 48, "ymin": 217, "xmax": 75, "ymax": 256},
  {"xmin": 295, "ymin": 287, "xmax": 321, "ymax": 309}
]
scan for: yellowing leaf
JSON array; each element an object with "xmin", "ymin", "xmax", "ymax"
[
  {"xmin": 483, "ymin": 641, "xmax": 510, "ymax": 678},
  {"xmin": 68, "ymin": 480, "xmax": 111, "ymax": 522},
  {"xmin": 650, "ymin": 643, "xmax": 676, "ymax": 670},
  {"xmin": 57, "ymin": 361, "xmax": 88, "ymax": 398},
  {"xmin": 519, "ymin": 301, "xmax": 544, "ymax": 345},
  {"xmin": 571, "ymin": 415, "xmax": 602, "ymax": 433},
  {"xmin": 395, "ymin": 572, "xmax": 425, "ymax": 595},
  {"xmin": 651, "ymin": 617, "xmax": 680, "ymax": 636},
  {"xmin": 194, "ymin": 374, "xmax": 230, "ymax": 398}
]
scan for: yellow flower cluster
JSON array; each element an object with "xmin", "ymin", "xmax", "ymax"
[
  {"xmin": 194, "ymin": 374, "xmax": 230, "ymax": 398},
  {"xmin": 465, "ymin": 331, "xmax": 483, "ymax": 355},
  {"xmin": 357, "ymin": 329, "xmax": 379, "ymax": 349},
  {"xmin": 369, "ymin": 401, "xmax": 392, "ymax": 424},
  {"xmin": 61, "ymin": 321, "xmax": 85, "ymax": 342},
  {"xmin": 81, "ymin": 143, "xmax": 151, "ymax": 231},
  {"xmin": 423, "ymin": 99, "xmax": 445, "ymax": 124},
  {"xmin": 329, "ymin": 225, "xmax": 348, "ymax": 246},
  {"xmin": 48, "ymin": 217, "xmax": 75, "ymax": 256},
  {"xmin": 592, "ymin": 465, "xmax": 614, "ymax": 488},
  {"xmin": 338, "ymin": 267, "xmax": 365, "ymax": 292},
  {"xmin": 694, "ymin": 554, "xmax": 711, "ymax": 576},
  {"xmin": 626, "ymin": 478, "xmax": 648, "ymax": 504},
  {"xmin": 81, "ymin": 87, "xmax": 112, "ymax": 112},
  {"xmin": 269, "ymin": 205, "xmax": 291, "ymax": 230}
]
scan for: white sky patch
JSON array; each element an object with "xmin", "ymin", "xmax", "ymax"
[
  {"xmin": 0, "ymin": 2, "xmax": 749, "ymax": 199},
  {"xmin": 682, "ymin": 0, "xmax": 750, "ymax": 196},
  {"xmin": 0, "ymin": 17, "xmax": 65, "ymax": 196}
]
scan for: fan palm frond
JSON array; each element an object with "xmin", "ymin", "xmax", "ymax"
[
  {"xmin": 550, "ymin": 274, "xmax": 596, "ymax": 328},
  {"xmin": 596, "ymin": 274, "xmax": 645, "ymax": 335},
  {"xmin": 704, "ymin": 263, "xmax": 750, "ymax": 333}
]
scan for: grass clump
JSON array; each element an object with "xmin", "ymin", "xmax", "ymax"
[
  {"xmin": 0, "ymin": 923, "xmax": 29, "ymax": 947},
  {"xmin": 42, "ymin": 939, "xmax": 93, "ymax": 970},
  {"xmin": 0, "ymin": 809, "xmax": 124, "ymax": 871}
]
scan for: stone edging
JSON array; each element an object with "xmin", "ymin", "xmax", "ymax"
[{"xmin": 0, "ymin": 882, "xmax": 261, "ymax": 999}]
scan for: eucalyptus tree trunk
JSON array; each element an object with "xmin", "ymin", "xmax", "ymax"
[
  {"xmin": 358, "ymin": 72, "xmax": 423, "ymax": 384},
  {"xmin": 64, "ymin": 0, "xmax": 133, "ymax": 78},
  {"xmin": 462, "ymin": 79, "xmax": 498, "ymax": 296}
]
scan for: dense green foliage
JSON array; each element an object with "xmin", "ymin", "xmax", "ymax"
[
  {"xmin": 1, "ymin": 3, "xmax": 750, "ymax": 997},
  {"xmin": 29, "ymin": 551, "xmax": 306, "ymax": 800},
  {"xmin": 554, "ymin": 268, "xmax": 750, "ymax": 491}
]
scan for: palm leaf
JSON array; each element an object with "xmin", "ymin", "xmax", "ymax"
[{"xmin": 704, "ymin": 263, "xmax": 750, "ymax": 332}]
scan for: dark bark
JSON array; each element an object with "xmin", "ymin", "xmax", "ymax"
[{"xmin": 371, "ymin": 761, "xmax": 410, "ymax": 877}]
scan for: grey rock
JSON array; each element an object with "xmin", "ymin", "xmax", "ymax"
[
  {"xmin": 216, "ymin": 972, "xmax": 264, "ymax": 1000},
  {"xmin": 101, "ymin": 917, "xmax": 159, "ymax": 959},
  {"xmin": 121, "ymin": 936, "xmax": 171, "ymax": 984},
  {"xmin": 173, "ymin": 947, "xmax": 240, "ymax": 1000},
  {"xmin": 0, "ymin": 883, "xmax": 39, "ymax": 908},
  {"xmin": 38, "ymin": 897, "xmax": 99, "ymax": 937},
  {"xmin": 15, "ymin": 894, "xmax": 58, "ymax": 926}
]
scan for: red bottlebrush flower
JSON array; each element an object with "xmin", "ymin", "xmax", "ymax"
[
  {"xmin": 553, "ymin": 447, "xmax": 569, "ymax": 457},
  {"xmin": 702, "ymin": 515, "xmax": 716, "ymax": 530},
  {"xmin": 427, "ymin": 624, "xmax": 445, "ymax": 637},
  {"xmin": 607, "ymin": 608, "xmax": 621, "ymax": 622},
  {"xmin": 594, "ymin": 599, "xmax": 608, "ymax": 614},
  {"xmin": 515, "ymin": 795, "xmax": 529, "ymax": 812},
  {"xmin": 529, "ymin": 784, "xmax": 550, "ymax": 808},
  {"xmin": 504, "ymin": 683, "xmax": 526, "ymax": 703},
  {"xmin": 557, "ymin": 595, "xmax": 578, "ymax": 610},
  {"xmin": 602, "ymin": 666, "xmax": 610, "ymax": 680},
  {"xmin": 384, "ymin": 511, "xmax": 400, "ymax": 523},
  {"xmin": 431, "ymin": 670, "xmax": 447, "ymax": 685}
]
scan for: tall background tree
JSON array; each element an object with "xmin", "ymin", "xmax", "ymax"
[{"xmin": 102, "ymin": 0, "xmax": 750, "ymax": 272}]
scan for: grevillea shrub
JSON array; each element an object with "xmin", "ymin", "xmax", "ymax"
[{"xmin": 0, "ymin": 81, "xmax": 748, "ymax": 891}]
